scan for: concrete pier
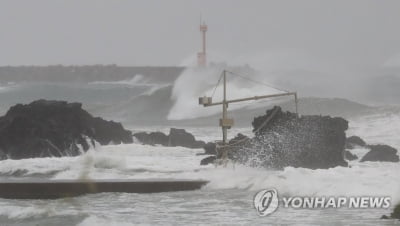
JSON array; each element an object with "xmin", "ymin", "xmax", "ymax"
[{"xmin": 0, "ymin": 179, "xmax": 209, "ymax": 199}]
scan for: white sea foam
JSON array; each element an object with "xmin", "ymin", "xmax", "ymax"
[
  {"xmin": 88, "ymin": 74, "xmax": 169, "ymax": 92},
  {"xmin": 1, "ymin": 142, "xmax": 397, "ymax": 204},
  {"xmin": 0, "ymin": 109, "xmax": 398, "ymax": 225},
  {"xmin": 77, "ymin": 216, "xmax": 136, "ymax": 226},
  {"xmin": 89, "ymin": 74, "xmax": 146, "ymax": 86},
  {"xmin": 0, "ymin": 83, "xmax": 17, "ymax": 93},
  {"xmin": 167, "ymin": 67, "xmax": 284, "ymax": 120},
  {"xmin": 0, "ymin": 205, "xmax": 56, "ymax": 219},
  {"xmin": 348, "ymin": 110, "xmax": 400, "ymax": 149}
]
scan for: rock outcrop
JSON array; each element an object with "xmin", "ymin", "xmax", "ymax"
[
  {"xmin": 381, "ymin": 203, "xmax": 400, "ymax": 220},
  {"xmin": 360, "ymin": 145, "xmax": 399, "ymax": 162},
  {"xmin": 344, "ymin": 150, "xmax": 358, "ymax": 161},
  {"xmin": 200, "ymin": 156, "xmax": 216, "ymax": 165},
  {"xmin": 345, "ymin": 135, "xmax": 399, "ymax": 162},
  {"xmin": 345, "ymin": 136, "xmax": 367, "ymax": 149},
  {"xmin": 392, "ymin": 204, "xmax": 400, "ymax": 219},
  {"xmin": 0, "ymin": 100, "xmax": 133, "ymax": 160},
  {"xmin": 133, "ymin": 128, "xmax": 205, "ymax": 149},
  {"xmin": 201, "ymin": 106, "xmax": 349, "ymax": 169},
  {"xmin": 202, "ymin": 142, "xmax": 217, "ymax": 155},
  {"xmin": 133, "ymin": 131, "xmax": 169, "ymax": 146}
]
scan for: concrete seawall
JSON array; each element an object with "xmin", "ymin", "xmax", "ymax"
[{"xmin": 0, "ymin": 179, "xmax": 208, "ymax": 199}]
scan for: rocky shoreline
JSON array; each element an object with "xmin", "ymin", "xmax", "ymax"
[
  {"xmin": 382, "ymin": 203, "xmax": 400, "ymax": 220},
  {"xmin": 133, "ymin": 128, "xmax": 205, "ymax": 149},
  {"xmin": 0, "ymin": 100, "xmax": 132, "ymax": 160},
  {"xmin": 199, "ymin": 107, "xmax": 399, "ymax": 169},
  {"xmin": 0, "ymin": 101, "xmax": 398, "ymax": 171}
]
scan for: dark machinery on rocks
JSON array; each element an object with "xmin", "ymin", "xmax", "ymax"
[{"xmin": 199, "ymin": 70, "xmax": 298, "ymax": 165}]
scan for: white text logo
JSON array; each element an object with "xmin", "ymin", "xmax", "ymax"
[{"xmin": 254, "ymin": 189, "xmax": 391, "ymax": 217}]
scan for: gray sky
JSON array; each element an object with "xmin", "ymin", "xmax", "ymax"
[{"xmin": 1, "ymin": 0, "xmax": 400, "ymax": 70}]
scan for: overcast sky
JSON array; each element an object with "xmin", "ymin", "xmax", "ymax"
[{"xmin": 1, "ymin": 0, "xmax": 400, "ymax": 70}]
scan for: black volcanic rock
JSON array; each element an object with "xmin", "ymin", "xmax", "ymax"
[
  {"xmin": 344, "ymin": 150, "xmax": 358, "ymax": 161},
  {"xmin": 360, "ymin": 145, "xmax": 399, "ymax": 162},
  {"xmin": 204, "ymin": 106, "xmax": 349, "ymax": 169},
  {"xmin": 345, "ymin": 136, "xmax": 399, "ymax": 162},
  {"xmin": 0, "ymin": 149, "xmax": 6, "ymax": 160},
  {"xmin": 346, "ymin": 136, "xmax": 367, "ymax": 149},
  {"xmin": 0, "ymin": 100, "xmax": 133, "ymax": 160},
  {"xmin": 382, "ymin": 203, "xmax": 400, "ymax": 220},
  {"xmin": 392, "ymin": 204, "xmax": 400, "ymax": 219},
  {"xmin": 200, "ymin": 156, "xmax": 216, "ymax": 165},
  {"xmin": 169, "ymin": 128, "xmax": 205, "ymax": 148},
  {"xmin": 133, "ymin": 131, "xmax": 169, "ymax": 146},
  {"xmin": 202, "ymin": 142, "xmax": 217, "ymax": 155},
  {"xmin": 133, "ymin": 128, "xmax": 205, "ymax": 149}
]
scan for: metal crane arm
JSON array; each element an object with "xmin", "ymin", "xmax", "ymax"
[{"xmin": 203, "ymin": 92, "xmax": 298, "ymax": 107}]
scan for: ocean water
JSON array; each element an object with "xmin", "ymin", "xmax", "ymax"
[
  {"xmin": 0, "ymin": 112, "xmax": 400, "ymax": 225},
  {"xmin": 0, "ymin": 80, "xmax": 399, "ymax": 225}
]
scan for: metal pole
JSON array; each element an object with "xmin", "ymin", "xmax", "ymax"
[
  {"xmin": 222, "ymin": 70, "xmax": 227, "ymax": 145},
  {"xmin": 294, "ymin": 92, "xmax": 298, "ymax": 115},
  {"xmin": 220, "ymin": 70, "xmax": 229, "ymax": 166},
  {"xmin": 202, "ymin": 29, "xmax": 206, "ymax": 54}
]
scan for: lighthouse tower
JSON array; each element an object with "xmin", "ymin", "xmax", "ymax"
[{"xmin": 197, "ymin": 21, "xmax": 207, "ymax": 67}]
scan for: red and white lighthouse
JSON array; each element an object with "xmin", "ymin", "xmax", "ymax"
[{"xmin": 197, "ymin": 21, "xmax": 208, "ymax": 67}]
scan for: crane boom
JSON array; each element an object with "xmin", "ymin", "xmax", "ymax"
[{"xmin": 202, "ymin": 92, "xmax": 298, "ymax": 107}]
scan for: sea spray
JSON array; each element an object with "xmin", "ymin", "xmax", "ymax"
[
  {"xmin": 168, "ymin": 67, "xmax": 221, "ymax": 120},
  {"xmin": 168, "ymin": 66, "xmax": 282, "ymax": 120}
]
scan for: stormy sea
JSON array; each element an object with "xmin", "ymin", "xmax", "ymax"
[{"xmin": 0, "ymin": 66, "xmax": 399, "ymax": 225}]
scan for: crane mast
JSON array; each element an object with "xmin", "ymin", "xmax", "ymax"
[{"xmin": 199, "ymin": 70, "xmax": 298, "ymax": 163}]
